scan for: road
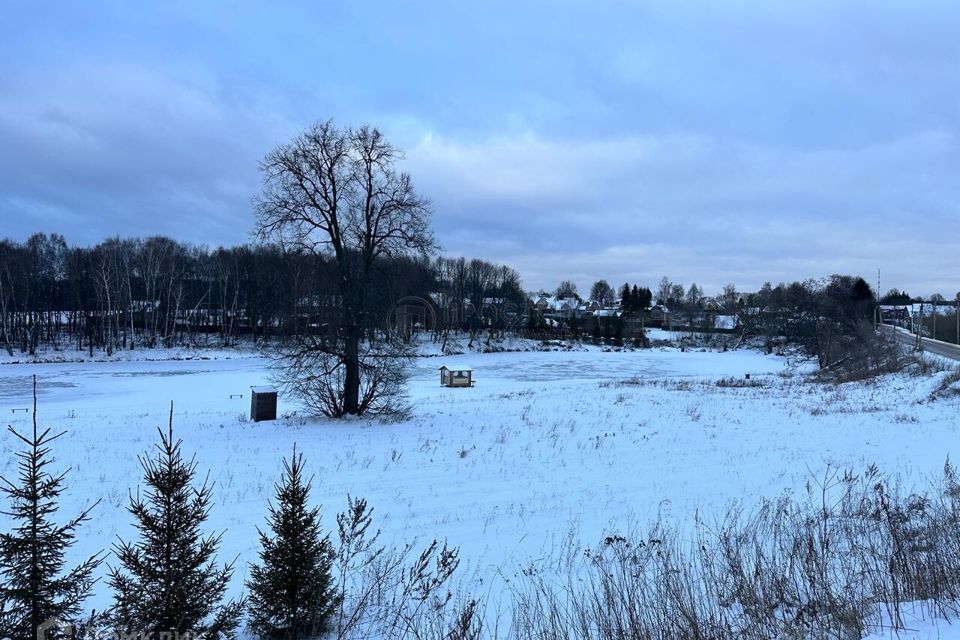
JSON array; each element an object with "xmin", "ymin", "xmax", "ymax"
[{"xmin": 881, "ymin": 323, "xmax": 960, "ymax": 361}]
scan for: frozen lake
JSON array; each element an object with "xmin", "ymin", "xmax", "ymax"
[{"xmin": 0, "ymin": 347, "xmax": 788, "ymax": 419}]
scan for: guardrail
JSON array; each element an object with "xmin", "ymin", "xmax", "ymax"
[{"xmin": 881, "ymin": 323, "xmax": 960, "ymax": 361}]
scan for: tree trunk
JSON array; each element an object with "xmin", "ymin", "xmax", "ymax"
[{"xmin": 342, "ymin": 325, "xmax": 362, "ymax": 415}]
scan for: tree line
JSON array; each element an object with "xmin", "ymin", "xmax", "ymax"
[
  {"xmin": 0, "ymin": 230, "xmax": 889, "ymax": 401},
  {"xmin": 553, "ymin": 274, "xmax": 884, "ymax": 372},
  {"xmin": 0, "ymin": 233, "xmax": 524, "ymax": 358}
]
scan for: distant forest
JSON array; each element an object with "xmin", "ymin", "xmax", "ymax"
[
  {"xmin": 2, "ymin": 233, "xmax": 957, "ymax": 358},
  {"xmin": 0, "ymin": 233, "xmax": 526, "ymax": 356}
]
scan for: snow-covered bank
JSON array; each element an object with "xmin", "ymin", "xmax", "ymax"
[
  {"xmin": 0, "ymin": 344, "xmax": 264, "ymax": 365},
  {"xmin": 0, "ymin": 330, "xmax": 691, "ymax": 365}
]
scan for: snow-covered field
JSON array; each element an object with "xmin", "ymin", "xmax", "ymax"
[{"xmin": 1, "ymin": 345, "xmax": 959, "ymax": 637}]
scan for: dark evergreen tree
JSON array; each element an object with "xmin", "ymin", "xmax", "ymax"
[
  {"xmin": 880, "ymin": 288, "xmax": 912, "ymax": 305},
  {"xmin": 246, "ymin": 447, "xmax": 340, "ymax": 640},
  {"xmin": 618, "ymin": 284, "xmax": 653, "ymax": 315},
  {"xmin": 629, "ymin": 285, "xmax": 639, "ymax": 308},
  {"xmin": 0, "ymin": 376, "xmax": 103, "ymax": 640},
  {"xmin": 108, "ymin": 405, "xmax": 243, "ymax": 639},
  {"xmin": 619, "ymin": 283, "xmax": 633, "ymax": 312},
  {"xmin": 633, "ymin": 285, "xmax": 653, "ymax": 310}
]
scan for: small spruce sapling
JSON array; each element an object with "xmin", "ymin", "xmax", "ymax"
[
  {"xmin": 246, "ymin": 446, "xmax": 340, "ymax": 639},
  {"xmin": 108, "ymin": 403, "xmax": 243, "ymax": 639},
  {"xmin": 0, "ymin": 376, "xmax": 104, "ymax": 640}
]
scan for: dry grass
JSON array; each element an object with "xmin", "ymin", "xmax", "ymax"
[
  {"xmin": 930, "ymin": 367, "xmax": 960, "ymax": 400},
  {"xmin": 715, "ymin": 375, "xmax": 764, "ymax": 388},
  {"xmin": 507, "ymin": 463, "xmax": 960, "ymax": 640}
]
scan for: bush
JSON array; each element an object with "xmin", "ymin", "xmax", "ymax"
[
  {"xmin": 816, "ymin": 323, "xmax": 912, "ymax": 383},
  {"xmin": 332, "ymin": 496, "xmax": 482, "ymax": 639}
]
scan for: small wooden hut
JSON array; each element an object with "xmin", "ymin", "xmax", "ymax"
[
  {"xmin": 250, "ymin": 386, "xmax": 278, "ymax": 422},
  {"xmin": 439, "ymin": 365, "xmax": 474, "ymax": 388}
]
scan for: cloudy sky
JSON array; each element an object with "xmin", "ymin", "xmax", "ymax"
[{"xmin": 1, "ymin": 1, "xmax": 958, "ymax": 296}]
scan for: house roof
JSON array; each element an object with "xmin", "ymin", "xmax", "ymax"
[
  {"xmin": 250, "ymin": 386, "xmax": 278, "ymax": 394},
  {"xmin": 439, "ymin": 365, "xmax": 473, "ymax": 371}
]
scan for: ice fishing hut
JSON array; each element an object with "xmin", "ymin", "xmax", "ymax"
[
  {"xmin": 250, "ymin": 386, "xmax": 278, "ymax": 422},
  {"xmin": 439, "ymin": 365, "xmax": 474, "ymax": 388}
]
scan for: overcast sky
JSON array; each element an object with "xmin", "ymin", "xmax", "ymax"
[{"xmin": 1, "ymin": 1, "xmax": 958, "ymax": 296}]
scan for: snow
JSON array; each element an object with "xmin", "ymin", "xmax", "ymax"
[
  {"xmin": 863, "ymin": 603, "xmax": 960, "ymax": 639},
  {"xmin": 714, "ymin": 314, "xmax": 738, "ymax": 329},
  {"xmin": 0, "ymin": 344, "xmax": 262, "ymax": 365},
  {"xmin": 250, "ymin": 385, "xmax": 277, "ymax": 394},
  {"xmin": 1, "ymin": 345, "xmax": 959, "ymax": 632}
]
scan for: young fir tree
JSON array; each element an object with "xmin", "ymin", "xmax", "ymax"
[
  {"xmin": 108, "ymin": 404, "xmax": 243, "ymax": 639},
  {"xmin": 0, "ymin": 376, "xmax": 103, "ymax": 640},
  {"xmin": 619, "ymin": 283, "xmax": 633, "ymax": 312},
  {"xmin": 246, "ymin": 447, "xmax": 340, "ymax": 640}
]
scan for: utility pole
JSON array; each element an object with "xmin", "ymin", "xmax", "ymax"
[
  {"xmin": 875, "ymin": 267, "xmax": 880, "ymax": 330},
  {"xmin": 916, "ymin": 302, "xmax": 924, "ymax": 351},
  {"xmin": 933, "ymin": 299, "xmax": 937, "ymax": 341}
]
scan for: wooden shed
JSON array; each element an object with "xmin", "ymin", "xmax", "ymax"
[
  {"xmin": 439, "ymin": 365, "xmax": 474, "ymax": 388},
  {"xmin": 250, "ymin": 386, "xmax": 278, "ymax": 422}
]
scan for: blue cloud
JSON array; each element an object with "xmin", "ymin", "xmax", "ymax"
[{"xmin": 1, "ymin": 1, "xmax": 958, "ymax": 296}]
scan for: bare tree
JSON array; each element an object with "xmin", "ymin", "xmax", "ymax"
[
  {"xmin": 555, "ymin": 280, "xmax": 579, "ymax": 300},
  {"xmin": 656, "ymin": 276, "xmax": 672, "ymax": 307},
  {"xmin": 92, "ymin": 243, "xmax": 118, "ymax": 356},
  {"xmin": 214, "ymin": 248, "xmax": 241, "ymax": 345},
  {"xmin": 0, "ymin": 243, "xmax": 13, "ymax": 356},
  {"xmin": 114, "ymin": 238, "xmax": 139, "ymax": 350},
  {"xmin": 684, "ymin": 282, "xmax": 704, "ymax": 328},
  {"xmin": 589, "ymin": 279, "xmax": 615, "ymax": 306},
  {"xmin": 656, "ymin": 276, "xmax": 686, "ymax": 309},
  {"xmin": 255, "ymin": 120, "xmax": 434, "ymax": 417},
  {"xmin": 719, "ymin": 283, "xmax": 739, "ymax": 313},
  {"xmin": 137, "ymin": 236, "xmax": 174, "ymax": 347}
]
